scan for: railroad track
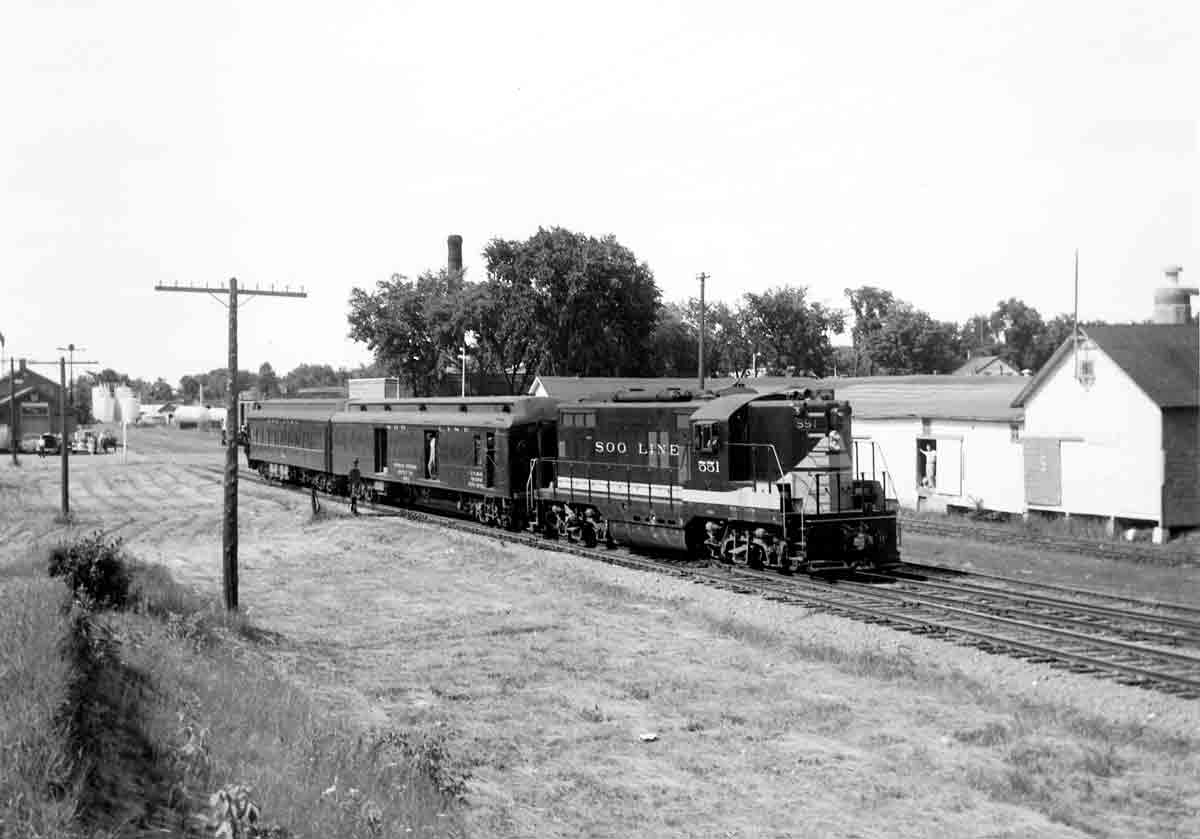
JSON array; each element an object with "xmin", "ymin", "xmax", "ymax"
[
  {"xmin": 901, "ymin": 516, "xmax": 1200, "ymax": 567},
  {"xmin": 198, "ymin": 465, "xmax": 1200, "ymax": 699},
  {"xmin": 862, "ymin": 566, "xmax": 1200, "ymax": 649}
]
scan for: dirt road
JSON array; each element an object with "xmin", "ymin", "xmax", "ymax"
[{"xmin": 2, "ymin": 427, "xmax": 1197, "ymax": 838}]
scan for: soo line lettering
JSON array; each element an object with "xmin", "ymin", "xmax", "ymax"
[{"xmin": 594, "ymin": 441, "xmax": 682, "ymax": 456}]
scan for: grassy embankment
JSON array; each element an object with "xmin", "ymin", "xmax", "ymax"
[{"xmin": 0, "ymin": 537, "xmax": 464, "ymax": 838}]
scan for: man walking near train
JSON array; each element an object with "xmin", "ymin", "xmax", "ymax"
[{"xmin": 349, "ymin": 458, "xmax": 362, "ymax": 516}]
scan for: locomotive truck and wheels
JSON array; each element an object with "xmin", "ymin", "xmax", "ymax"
[{"xmin": 244, "ymin": 385, "xmax": 899, "ymax": 573}]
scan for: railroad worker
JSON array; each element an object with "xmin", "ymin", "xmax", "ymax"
[
  {"xmin": 349, "ymin": 458, "xmax": 362, "ymax": 515},
  {"xmin": 918, "ymin": 442, "xmax": 937, "ymax": 488},
  {"xmin": 426, "ymin": 433, "xmax": 438, "ymax": 478}
]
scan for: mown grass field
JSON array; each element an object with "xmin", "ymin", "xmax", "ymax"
[{"xmin": 2, "ymin": 426, "xmax": 1198, "ymax": 837}]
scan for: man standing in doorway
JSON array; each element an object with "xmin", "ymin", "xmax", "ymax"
[
  {"xmin": 349, "ymin": 458, "xmax": 362, "ymax": 516},
  {"xmin": 918, "ymin": 442, "xmax": 938, "ymax": 489}
]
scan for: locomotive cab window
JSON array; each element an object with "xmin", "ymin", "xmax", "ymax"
[{"xmin": 694, "ymin": 421, "xmax": 719, "ymax": 453}]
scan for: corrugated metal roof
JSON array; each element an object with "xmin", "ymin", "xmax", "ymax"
[{"xmin": 814, "ymin": 375, "xmax": 1027, "ymax": 421}]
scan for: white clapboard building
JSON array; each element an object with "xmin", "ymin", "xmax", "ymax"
[{"xmin": 1012, "ymin": 323, "xmax": 1198, "ymax": 542}]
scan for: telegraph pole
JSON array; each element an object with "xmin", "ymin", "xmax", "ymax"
[
  {"xmin": 27, "ymin": 356, "xmax": 97, "ymax": 518},
  {"xmin": 459, "ymin": 347, "xmax": 468, "ymax": 397},
  {"xmin": 697, "ymin": 272, "xmax": 709, "ymax": 391},
  {"xmin": 8, "ymin": 359, "xmax": 16, "ymax": 466},
  {"xmin": 154, "ymin": 278, "xmax": 307, "ymax": 611},
  {"xmin": 55, "ymin": 343, "xmax": 87, "ymax": 407}
]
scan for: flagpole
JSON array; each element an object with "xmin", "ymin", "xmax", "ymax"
[{"xmin": 1073, "ymin": 248, "xmax": 1080, "ymax": 380}]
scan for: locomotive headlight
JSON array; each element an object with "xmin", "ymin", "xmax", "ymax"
[{"xmin": 828, "ymin": 430, "xmax": 844, "ymax": 452}]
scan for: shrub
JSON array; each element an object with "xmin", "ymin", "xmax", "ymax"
[{"xmin": 47, "ymin": 532, "xmax": 131, "ymax": 610}]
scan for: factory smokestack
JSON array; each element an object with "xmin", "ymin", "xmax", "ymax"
[
  {"xmin": 1153, "ymin": 265, "xmax": 1196, "ymax": 324},
  {"xmin": 447, "ymin": 234, "xmax": 463, "ymax": 278}
]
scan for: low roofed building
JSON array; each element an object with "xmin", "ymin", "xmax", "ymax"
[
  {"xmin": 0, "ymin": 360, "xmax": 75, "ymax": 450},
  {"xmin": 951, "ymin": 355, "xmax": 1021, "ymax": 376}
]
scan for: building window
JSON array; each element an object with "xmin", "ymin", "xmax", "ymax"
[
  {"xmin": 1009, "ymin": 423, "xmax": 1020, "ymax": 443},
  {"xmin": 921, "ymin": 418, "xmax": 932, "ymax": 435},
  {"xmin": 1078, "ymin": 358, "xmax": 1095, "ymax": 386}
]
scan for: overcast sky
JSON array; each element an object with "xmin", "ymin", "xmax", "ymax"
[{"xmin": 2, "ymin": 1, "xmax": 1195, "ymax": 385}]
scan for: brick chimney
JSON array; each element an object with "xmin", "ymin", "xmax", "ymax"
[
  {"xmin": 1153, "ymin": 265, "xmax": 1197, "ymax": 324},
  {"xmin": 447, "ymin": 234, "xmax": 463, "ymax": 278}
]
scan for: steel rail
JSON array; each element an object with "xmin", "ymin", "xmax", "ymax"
[
  {"xmin": 204, "ymin": 464, "xmax": 1200, "ymax": 697},
  {"xmin": 856, "ymin": 571, "xmax": 1200, "ymax": 642},
  {"xmin": 898, "ymin": 561, "xmax": 1200, "ymax": 618}
]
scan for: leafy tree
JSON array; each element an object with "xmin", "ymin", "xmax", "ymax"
[
  {"xmin": 282, "ymin": 363, "xmax": 344, "ymax": 394},
  {"xmin": 71, "ymin": 376, "xmax": 93, "ymax": 424},
  {"xmin": 741, "ymin": 286, "xmax": 845, "ymax": 377},
  {"xmin": 347, "ymin": 270, "xmax": 469, "ymax": 396},
  {"xmin": 680, "ymin": 299, "xmax": 753, "ymax": 378},
  {"xmin": 147, "ymin": 378, "xmax": 174, "ymax": 402},
  {"xmin": 96, "ymin": 368, "xmax": 126, "ymax": 385},
  {"xmin": 257, "ymin": 362, "xmax": 279, "ymax": 398},
  {"xmin": 866, "ymin": 303, "xmax": 963, "ymax": 374},
  {"xmin": 958, "ymin": 314, "xmax": 1001, "ymax": 359},
  {"xmin": 1033, "ymin": 314, "xmax": 1077, "ymax": 371},
  {"xmin": 486, "ymin": 227, "xmax": 660, "ymax": 377},
  {"xmin": 844, "ymin": 286, "xmax": 897, "ymax": 375},
  {"xmin": 989, "ymin": 298, "xmax": 1045, "ymax": 372},
  {"xmin": 649, "ymin": 301, "xmax": 697, "ymax": 378},
  {"xmin": 179, "ymin": 375, "xmax": 200, "ymax": 402},
  {"xmin": 459, "ymin": 275, "xmax": 545, "ymax": 394},
  {"xmin": 831, "ymin": 345, "xmax": 857, "ymax": 377},
  {"xmin": 843, "ymin": 286, "xmax": 963, "ymax": 375}
]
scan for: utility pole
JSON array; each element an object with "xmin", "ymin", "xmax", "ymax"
[
  {"xmin": 27, "ymin": 356, "xmax": 97, "ymax": 519},
  {"xmin": 155, "ymin": 278, "xmax": 307, "ymax": 611},
  {"xmin": 55, "ymin": 343, "xmax": 87, "ymax": 407},
  {"xmin": 696, "ymin": 272, "xmax": 709, "ymax": 391},
  {"xmin": 459, "ymin": 347, "xmax": 468, "ymax": 397},
  {"xmin": 8, "ymin": 359, "xmax": 16, "ymax": 465}
]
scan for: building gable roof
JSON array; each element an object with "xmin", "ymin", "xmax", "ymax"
[
  {"xmin": 1012, "ymin": 324, "xmax": 1198, "ymax": 409},
  {"xmin": 951, "ymin": 355, "xmax": 1019, "ymax": 376},
  {"xmin": 0, "ymin": 367, "xmax": 61, "ymax": 406}
]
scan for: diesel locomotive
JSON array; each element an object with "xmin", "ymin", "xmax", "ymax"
[{"xmin": 244, "ymin": 385, "xmax": 900, "ymax": 572}]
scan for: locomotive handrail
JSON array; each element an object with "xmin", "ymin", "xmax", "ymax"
[
  {"xmin": 725, "ymin": 442, "xmax": 785, "ymax": 486},
  {"xmin": 546, "ymin": 458, "xmax": 680, "ymax": 509}
]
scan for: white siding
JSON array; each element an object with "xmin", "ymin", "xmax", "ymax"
[
  {"xmin": 853, "ymin": 418, "xmax": 1025, "ymax": 514},
  {"xmin": 1021, "ymin": 343, "xmax": 1162, "ymax": 522}
]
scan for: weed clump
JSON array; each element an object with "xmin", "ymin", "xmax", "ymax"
[{"xmin": 47, "ymin": 532, "xmax": 131, "ymax": 610}]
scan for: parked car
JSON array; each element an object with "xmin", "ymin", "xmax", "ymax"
[
  {"xmin": 72, "ymin": 430, "xmax": 99, "ymax": 454},
  {"xmin": 97, "ymin": 430, "xmax": 119, "ymax": 454}
]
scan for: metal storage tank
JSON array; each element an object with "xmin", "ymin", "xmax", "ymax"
[
  {"xmin": 117, "ymin": 394, "xmax": 141, "ymax": 424},
  {"xmin": 92, "ymin": 385, "xmax": 115, "ymax": 423},
  {"xmin": 172, "ymin": 405, "xmax": 211, "ymax": 428}
]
